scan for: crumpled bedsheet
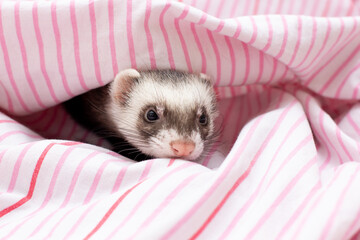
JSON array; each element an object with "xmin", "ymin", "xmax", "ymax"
[{"xmin": 0, "ymin": 0, "xmax": 360, "ymax": 239}]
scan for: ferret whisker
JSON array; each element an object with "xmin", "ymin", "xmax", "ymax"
[{"xmin": 116, "ymin": 148, "xmax": 140, "ymax": 154}]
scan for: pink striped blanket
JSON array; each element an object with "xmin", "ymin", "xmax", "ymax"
[{"xmin": 0, "ymin": 0, "xmax": 360, "ymax": 239}]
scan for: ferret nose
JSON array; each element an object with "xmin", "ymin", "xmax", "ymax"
[{"xmin": 170, "ymin": 140, "xmax": 195, "ymax": 157}]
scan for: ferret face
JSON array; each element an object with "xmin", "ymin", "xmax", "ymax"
[{"xmin": 108, "ymin": 69, "xmax": 218, "ymax": 161}]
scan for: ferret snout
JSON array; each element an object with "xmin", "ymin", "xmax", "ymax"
[{"xmin": 170, "ymin": 140, "xmax": 195, "ymax": 157}]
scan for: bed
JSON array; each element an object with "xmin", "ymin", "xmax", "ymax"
[{"xmin": 0, "ymin": 0, "xmax": 360, "ymax": 239}]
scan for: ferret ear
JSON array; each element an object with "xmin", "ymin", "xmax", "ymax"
[
  {"xmin": 111, "ymin": 68, "xmax": 141, "ymax": 104},
  {"xmin": 198, "ymin": 73, "xmax": 213, "ymax": 85}
]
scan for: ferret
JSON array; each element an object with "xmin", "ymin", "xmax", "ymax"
[{"xmin": 64, "ymin": 69, "xmax": 219, "ymax": 161}]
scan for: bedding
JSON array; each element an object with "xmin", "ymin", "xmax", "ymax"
[{"xmin": 0, "ymin": 0, "xmax": 360, "ymax": 239}]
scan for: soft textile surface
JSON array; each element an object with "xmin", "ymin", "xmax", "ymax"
[{"xmin": 0, "ymin": 0, "xmax": 360, "ymax": 239}]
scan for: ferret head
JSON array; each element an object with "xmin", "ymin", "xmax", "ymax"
[{"xmin": 108, "ymin": 69, "xmax": 218, "ymax": 161}]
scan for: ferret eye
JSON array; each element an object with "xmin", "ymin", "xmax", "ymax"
[
  {"xmin": 199, "ymin": 113, "xmax": 208, "ymax": 126},
  {"xmin": 145, "ymin": 109, "xmax": 159, "ymax": 122}
]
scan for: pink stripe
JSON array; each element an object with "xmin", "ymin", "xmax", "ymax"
[
  {"xmin": 347, "ymin": 113, "xmax": 360, "ymax": 135},
  {"xmin": 254, "ymin": 51, "xmax": 264, "ymax": 83},
  {"xmin": 276, "ymin": 180, "xmax": 322, "ymax": 239},
  {"xmin": 261, "ymin": 16, "xmax": 273, "ymax": 52},
  {"xmin": 67, "ymin": 120, "xmax": 78, "ymax": 140},
  {"xmin": 15, "ymin": 2, "xmax": 45, "ymax": 109},
  {"xmin": 0, "ymin": 80, "xmax": 13, "ymax": 112},
  {"xmin": 7, "ymin": 142, "xmax": 35, "ymax": 192},
  {"xmin": 264, "ymin": 135, "xmax": 313, "ymax": 190},
  {"xmin": 320, "ymin": 166, "xmax": 360, "ymax": 240},
  {"xmin": 214, "ymin": 20, "xmax": 225, "ymax": 33},
  {"xmin": 89, "ymin": 0, "xmax": 103, "ymax": 85},
  {"xmin": 33, "ymin": 2, "xmax": 59, "ymax": 104},
  {"xmin": 139, "ymin": 160, "xmax": 153, "ymax": 181},
  {"xmin": 207, "ymin": 29, "xmax": 221, "ymax": 85},
  {"xmin": 144, "ymin": 0, "xmax": 156, "ymax": 69},
  {"xmin": 303, "ymin": 96, "xmax": 331, "ymax": 171},
  {"xmin": 229, "ymin": 0, "xmax": 241, "ymax": 17},
  {"xmin": 215, "ymin": 0, "xmax": 225, "ymax": 17},
  {"xmin": 319, "ymin": 43, "xmax": 360, "ymax": 94},
  {"xmin": 336, "ymin": 62, "xmax": 360, "ymax": 98},
  {"xmin": 319, "ymin": 111, "xmax": 343, "ymax": 164},
  {"xmin": 275, "ymin": 16, "xmax": 288, "ymax": 59},
  {"xmin": 39, "ymin": 147, "xmax": 76, "ymax": 208},
  {"xmin": 0, "ymin": 120, "xmax": 17, "ymax": 124},
  {"xmin": 52, "ymin": 111, "xmax": 68, "ymax": 138},
  {"xmin": 108, "ymin": 0, "xmax": 118, "ymax": 75},
  {"xmin": 310, "ymin": 0, "xmax": 321, "ymax": 16},
  {"xmin": 346, "ymin": 2, "xmax": 356, "ymax": 16},
  {"xmin": 131, "ymin": 173, "xmax": 199, "ymax": 239},
  {"xmin": 51, "ymin": 1, "xmax": 73, "ymax": 97},
  {"xmin": 233, "ymin": 18, "xmax": 242, "ymax": 39},
  {"xmin": 80, "ymin": 129, "xmax": 91, "ymax": 142},
  {"xmin": 108, "ymin": 163, "xmax": 192, "ymax": 239},
  {"xmin": 246, "ymin": 156, "xmax": 317, "ymax": 239},
  {"xmin": 253, "ymin": 87, "xmax": 262, "ymax": 112},
  {"xmin": 44, "ymin": 207, "xmax": 76, "ymax": 239},
  {"xmin": 21, "ymin": 109, "xmax": 47, "ymax": 125},
  {"xmin": 344, "ymin": 202, "xmax": 360, "ymax": 239},
  {"xmin": 288, "ymin": 16, "xmax": 302, "ymax": 67},
  {"xmin": 230, "ymin": 90, "xmax": 247, "ymax": 144},
  {"xmin": 286, "ymin": 0, "xmax": 296, "ymax": 13},
  {"xmin": 220, "ymin": 115, "xmax": 307, "ymax": 239},
  {"xmin": 126, "ymin": 0, "xmax": 136, "ymax": 68},
  {"xmin": 1, "ymin": 142, "xmax": 79, "ymax": 239},
  {"xmin": 111, "ymin": 167, "xmax": 127, "ymax": 193},
  {"xmin": 65, "ymin": 201, "xmax": 98, "ymax": 239},
  {"xmin": 225, "ymin": 36, "xmax": 236, "ymax": 85},
  {"xmin": 279, "ymin": 65, "xmax": 289, "ymax": 82},
  {"xmin": 336, "ymin": 127, "xmax": 354, "ymax": 162},
  {"xmin": 203, "ymin": 0, "xmax": 212, "ymax": 13},
  {"xmin": 88, "ymin": 178, "xmax": 146, "ymax": 239},
  {"xmin": 265, "ymin": 58, "xmax": 278, "ymax": 84},
  {"xmin": 0, "ymin": 131, "xmax": 41, "ymax": 142},
  {"xmin": 43, "ymin": 105, "xmax": 60, "ymax": 132},
  {"xmin": 275, "ymin": 0, "xmax": 284, "ymax": 13},
  {"xmin": 70, "ymin": 0, "xmax": 88, "ymax": 91},
  {"xmin": 174, "ymin": 6, "xmax": 192, "ymax": 72},
  {"xmin": 0, "ymin": 2, "xmax": 30, "ymax": 113},
  {"xmin": 321, "ymin": 0, "xmax": 331, "ymax": 16},
  {"xmin": 29, "ymin": 210, "xmax": 58, "ymax": 238},
  {"xmin": 252, "ymin": 0, "xmax": 260, "ymax": 14},
  {"xmin": 241, "ymin": 42, "xmax": 250, "ymax": 84},
  {"xmin": 304, "ymin": 19, "xmax": 357, "ymax": 85},
  {"xmin": 83, "ymin": 159, "xmax": 118, "ymax": 204},
  {"xmin": 198, "ymin": 12, "xmax": 207, "ymax": 25},
  {"xmin": 290, "ymin": 166, "xmax": 345, "ymax": 238},
  {"xmin": 159, "ymin": 3, "xmax": 175, "ymax": 69},
  {"xmin": 61, "ymin": 151, "xmax": 100, "ymax": 207},
  {"xmin": 245, "ymin": 87, "xmax": 254, "ymax": 117},
  {"xmin": 248, "ymin": 16, "xmax": 257, "ymax": 45},
  {"xmin": 297, "ymin": 18, "xmax": 331, "ymax": 72},
  {"xmin": 29, "ymin": 152, "xmax": 95, "ymax": 239},
  {"xmin": 191, "ymin": 22, "xmax": 206, "ymax": 73},
  {"xmin": 167, "ymin": 158, "xmax": 175, "ymax": 167},
  {"xmin": 2, "ymin": 213, "xmax": 35, "ymax": 239},
  {"xmin": 242, "ymin": 0, "xmax": 252, "ymax": 15}
]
